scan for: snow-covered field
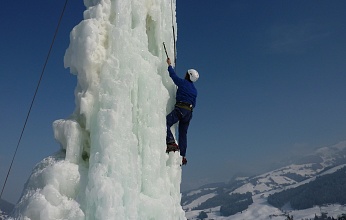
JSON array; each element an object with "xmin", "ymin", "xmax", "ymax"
[
  {"xmin": 185, "ymin": 194, "xmax": 346, "ymax": 220},
  {"xmin": 184, "ymin": 142, "xmax": 346, "ymax": 219}
]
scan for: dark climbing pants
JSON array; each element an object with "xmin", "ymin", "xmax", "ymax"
[{"xmin": 166, "ymin": 106, "xmax": 192, "ymax": 157}]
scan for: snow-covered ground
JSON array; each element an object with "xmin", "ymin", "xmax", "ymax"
[
  {"xmin": 0, "ymin": 210, "xmax": 8, "ymax": 220},
  {"xmin": 184, "ymin": 193, "xmax": 217, "ymax": 210},
  {"xmin": 184, "ymin": 141, "xmax": 346, "ymax": 219},
  {"xmin": 185, "ymin": 193, "xmax": 346, "ymax": 220}
]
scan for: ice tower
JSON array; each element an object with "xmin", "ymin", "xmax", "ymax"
[{"xmin": 11, "ymin": 0, "xmax": 186, "ymax": 219}]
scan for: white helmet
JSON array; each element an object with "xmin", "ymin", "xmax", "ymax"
[{"xmin": 187, "ymin": 69, "xmax": 199, "ymax": 82}]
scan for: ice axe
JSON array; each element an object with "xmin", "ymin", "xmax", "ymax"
[
  {"xmin": 163, "ymin": 42, "xmax": 175, "ymax": 69},
  {"xmin": 163, "ymin": 42, "xmax": 169, "ymax": 59}
]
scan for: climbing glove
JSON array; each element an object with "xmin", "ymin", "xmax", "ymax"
[{"xmin": 182, "ymin": 157, "xmax": 187, "ymax": 165}]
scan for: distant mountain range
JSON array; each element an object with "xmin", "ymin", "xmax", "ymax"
[
  {"xmin": 182, "ymin": 141, "xmax": 346, "ymax": 220},
  {"xmin": 3, "ymin": 141, "xmax": 346, "ymax": 220},
  {"xmin": 0, "ymin": 198, "xmax": 14, "ymax": 219}
]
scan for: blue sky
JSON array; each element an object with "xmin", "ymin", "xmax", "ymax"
[{"xmin": 1, "ymin": 1, "xmax": 346, "ymax": 204}]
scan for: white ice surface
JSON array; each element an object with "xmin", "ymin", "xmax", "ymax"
[{"xmin": 11, "ymin": 0, "xmax": 185, "ymax": 219}]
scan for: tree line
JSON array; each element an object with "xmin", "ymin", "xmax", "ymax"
[
  {"xmin": 268, "ymin": 167, "xmax": 346, "ymax": 210},
  {"xmin": 192, "ymin": 191, "xmax": 253, "ymax": 217}
]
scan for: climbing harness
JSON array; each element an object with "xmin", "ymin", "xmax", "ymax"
[
  {"xmin": 0, "ymin": 0, "xmax": 70, "ymax": 199},
  {"xmin": 175, "ymin": 102, "xmax": 193, "ymax": 111}
]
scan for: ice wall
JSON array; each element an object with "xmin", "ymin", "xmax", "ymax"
[{"xmin": 11, "ymin": 0, "xmax": 186, "ymax": 219}]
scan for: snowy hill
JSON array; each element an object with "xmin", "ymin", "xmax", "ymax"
[
  {"xmin": 0, "ymin": 198, "xmax": 14, "ymax": 219},
  {"xmin": 0, "ymin": 211, "xmax": 7, "ymax": 220},
  {"xmin": 183, "ymin": 141, "xmax": 346, "ymax": 220}
]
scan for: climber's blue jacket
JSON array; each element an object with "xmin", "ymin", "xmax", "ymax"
[{"xmin": 168, "ymin": 65, "xmax": 197, "ymax": 108}]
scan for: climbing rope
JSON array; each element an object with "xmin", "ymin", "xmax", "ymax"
[
  {"xmin": 0, "ymin": 0, "xmax": 69, "ymax": 199},
  {"xmin": 171, "ymin": 0, "xmax": 177, "ymax": 67},
  {"xmin": 163, "ymin": 1, "xmax": 177, "ymax": 66}
]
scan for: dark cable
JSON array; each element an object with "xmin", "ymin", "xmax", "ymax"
[
  {"xmin": 171, "ymin": 0, "xmax": 177, "ymax": 68},
  {"xmin": 0, "ymin": 0, "xmax": 69, "ymax": 199}
]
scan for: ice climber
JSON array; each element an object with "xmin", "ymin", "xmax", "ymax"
[{"xmin": 165, "ymin": 58, "xmax": 199, "ymax": 165}]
